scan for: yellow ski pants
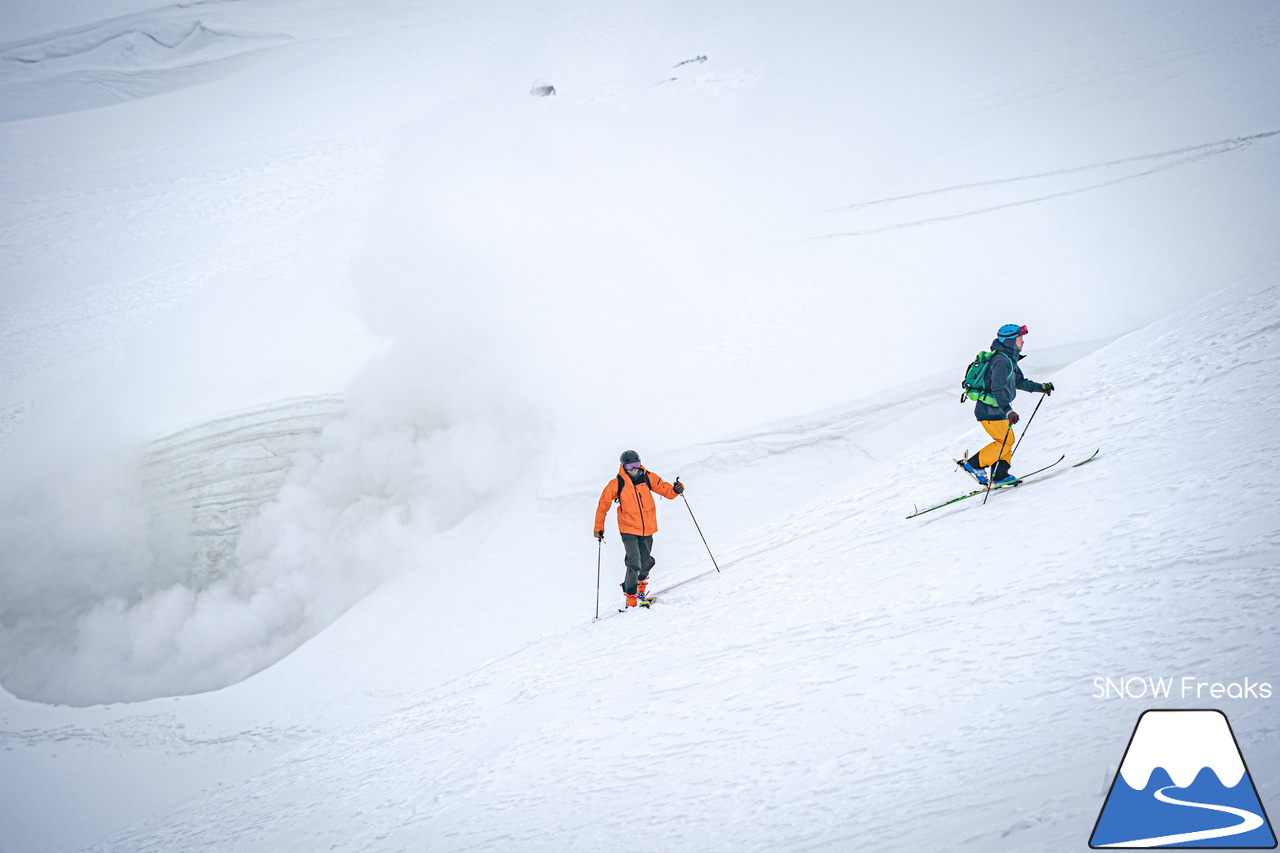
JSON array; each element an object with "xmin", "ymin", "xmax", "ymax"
[{"xmin": 977, "ymin": 419, "xmax": 1016, "ymax": 468}]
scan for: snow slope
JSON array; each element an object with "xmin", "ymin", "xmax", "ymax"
[
  {"xmin": 77, "ymin": 279, "xmax": 1280, "ymax": 851},
  {"xmin": 0, "ymin": 335, "xmax": 1108, "ymax": 852},
  {"xmin": 2, "ymin": 1, "xmax": 1280, "ymax": 851}
]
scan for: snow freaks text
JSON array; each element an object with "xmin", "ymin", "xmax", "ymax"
[{"xmin": 1092, "ymin": 676, "xmax": 1273, "ymax": 700}]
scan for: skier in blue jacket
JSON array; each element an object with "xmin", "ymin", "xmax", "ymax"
[{"xmin": 959, "ymin": 324, "xmax": 1054, "ymax": 486}]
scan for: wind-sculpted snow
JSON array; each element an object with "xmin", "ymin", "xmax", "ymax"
[
  {"xmin": 0, "ymin": 376, "xmax": 545, "ymax": 706},
  {"xmin": 139, "ymin": 395, "xmax": 346, "ymax": 588},
  {"xmin": 0, "ymin": 4, "xmax": 290, "ymax": 122},
  {"xmin": 0, "ymin": 0, "xmax": 431, "ymax": 122},
  {"xmin": 2, "ymin": 19, "xmax": 285, "ymax": 70},
  {"xmin": 0, "ymin": 396, "xmax": 341, "ymax": 705}
]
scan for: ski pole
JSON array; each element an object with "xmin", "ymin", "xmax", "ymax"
[
  {"xmin": 1009, "ymin": 392, "xmax": 1047, "ymax": 458},
  {"xmin": 675, "ymin": 478, "xmax": 720, "ymax": 572},
  {"xmin": 594, "ymin": 537, "xmax": 602, "ymax": 620}
]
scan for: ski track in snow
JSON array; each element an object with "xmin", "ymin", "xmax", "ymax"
[
  {"xmin": 80, "ymin": 282, "xmax": 1280, "ymax": 851},
  {"xmin": 831, "ymin": 132, "xmax": 1280, "ymax": 214},
  {"xmin": 822, "ymin": 130, "xmax": 1280, "ymax": 239}
]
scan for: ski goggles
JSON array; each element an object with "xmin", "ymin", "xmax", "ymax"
[
  {"xmin": 998, "ymin": 323, "xmax": 1029, "ymax": 338},
  {"xmin": 624, "ymin": 461, "xmax": 644, "ymax": 472}
]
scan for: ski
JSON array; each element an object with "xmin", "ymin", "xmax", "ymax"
[
  {"xmin": 1072, "ymin": 449, "xmax": 1100, "ymax": 466},
  {"xmin": 907, "ymin": 454, "xmax": 1066, "ymax": 519},
  {"xmin": 617, "ymin": 595, "xmax": 656, "ymax": 613},
  {"xmin": 907, "ymin": 486, "xmax": 986, "ymax": 518},
  {"xmin": 603, "ymin": 565, "xmax": 725, "ymax": 620}
]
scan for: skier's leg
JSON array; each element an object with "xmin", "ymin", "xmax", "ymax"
[
  {"xmin": 620, "ymin": 533, "xmax": 642, "ymax": 595},
  {"xmin": 977, "ymin": 419, "xmax": 1016, "ymax": 468},
  {"xmin": 634, "ymin": 535, "xmax": 655, "ymax": 597},
  {"xmin": 637, "ymin": 535, "xmax": 655, "ymax": 579}
]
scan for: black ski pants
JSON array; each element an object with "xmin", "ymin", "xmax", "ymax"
[{"xmin": 620, "ymin": 533, "xmax": 656, "ymax": 595}]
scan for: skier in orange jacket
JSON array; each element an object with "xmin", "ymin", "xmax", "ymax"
[{"xmin": 594, "ymin": 450, "xmax": 684, "ymax": 609}]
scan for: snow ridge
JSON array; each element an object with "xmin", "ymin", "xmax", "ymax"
[{"xmin": 0, "ymin": 4, "xmax": 292, "ymax": 122}]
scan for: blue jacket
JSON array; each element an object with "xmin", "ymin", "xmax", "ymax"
[{"xmin": 975, "ymin": 338, "xmax": 1046, "ymax": 421}]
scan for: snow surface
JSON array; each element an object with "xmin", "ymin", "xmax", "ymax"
[
  {"xmin": 1, "ymin": 1, "xmax": 1279, "ymax": 851},
  {"xmin": 61, "ymin": 275, "xmax": 1280, "ymax": 852}
]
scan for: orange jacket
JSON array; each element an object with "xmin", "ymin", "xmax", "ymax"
[{"xmin": 594, "ymin": 466, "xmax": 679, "ymax": 536}]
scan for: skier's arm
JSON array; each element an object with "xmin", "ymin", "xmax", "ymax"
[
  {"xmin": 647, "ymin": 472, "xmax": 682, "ymax": 499},
  {"xmin": 1016, "ymin": 374, "xmax": 1045, "ymax": 393},
  {"xmin": 594, "ymin": 482, "xmax": 617, "ymax": 533}
]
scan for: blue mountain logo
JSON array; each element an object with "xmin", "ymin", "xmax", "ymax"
[{"xmin": 1091, "ymin": 709, "xmax": 1276, "ymax": 848}]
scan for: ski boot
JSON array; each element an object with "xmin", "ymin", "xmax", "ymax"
[
  {"xmin": 958, "ymin": 457, "xmax": 989, "ymax": 485},
  {"xmin": 991, "ymin": 460, "xmax": 1020, "ymax": 487}
]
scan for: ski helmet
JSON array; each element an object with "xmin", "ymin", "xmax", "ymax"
[
  {"xmin": 997, "ymin": 323, "xmax": 1028, "ymax": 340},
  {"xmin": 619, "ymin": 450, "xmax": 641, "ymax": 466}
]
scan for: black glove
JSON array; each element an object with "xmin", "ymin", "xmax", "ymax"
[
  {"xmin": 594, "ymin": 530, "xmax": 604, "ymax": 541},
  {"xmin": 1007, "ymin": 410, "xmax": 1020, "ymax": 426},
  {"xmin": 673, "ymin": 479, "xmax": 685, "ymax": 495},
  {"xmin": 1041, "ymin": 382, "xmax": 1054, "ymax": 396}
]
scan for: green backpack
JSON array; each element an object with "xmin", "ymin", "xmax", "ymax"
[{"xmin": 960, "ymin": 351, "xmax": 1007, "ymax": 406}]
